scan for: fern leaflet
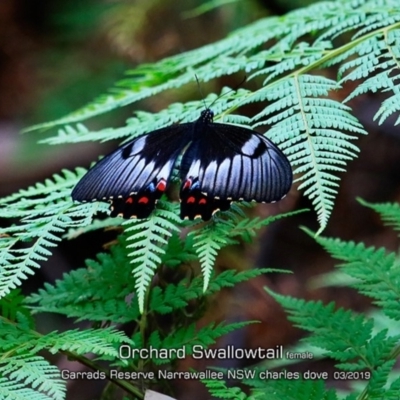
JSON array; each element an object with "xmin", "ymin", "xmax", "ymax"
[
  {"xmin": 305, "ymin": 227, "xmax": 400, "ymax": 320},
  {"xmin": 251, "ymin": 75, "xmax": 366, "ymax": 231},
  {"xmin": 124, "ymin": 203, "xmax": 181, "ymax": 313}
]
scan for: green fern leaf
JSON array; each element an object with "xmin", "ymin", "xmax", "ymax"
[
  {"xmin": 229, "ymin": 209, "xmax": 308, "ymax": 242},
  {"xmin": 202, "ymin": 379, "xmax": 248, "ymax": 400},
  {"xmin": 0, "ymin": 354, "xmax": 65, "ymax": 400},
  {"xmin": 305, "ymin": 228, "xmax": 400, "ymax": 320},
  {"xmin": 27, "ymin": 238, "xmax": 140, "ymax": 323},
  {"xmin": 251, "ymin": 75, "xmax": 366, "ymax": 231},
  {"xmin": 366, "ymin": 360, "xmax": 396, "ymax": 399},
  {"xmin": 384, "ymin": 375, "xmax": 400, "ymax": 399},
  {"xmin": 358, "ymin": 198, "xmax": 400, "ymax": 233},
  {"xmin": 124, "ymin": 203, "xmax": 180, "ymax": 313},
  {"xmin": 149, "ymin": 321, "xmax": 253, "ymax": 365},
  {"xmin": 191, "ymin": 221, "xmax": 237, "ymax": 292},
  {"xmin": 41, "ymin": 88, "xmax": 251, "ymax": 146},
  {"xmin": 0, "ymin": 169, "xmax": 105, "ymax": 299},
  {"xmin": 0, "ymin": 378, "xmax": 56, "ymax": 400},
  {"xmin": 0, "ymin": 290, "xmax": 32, "ymax": 324},
  {"xmin": 149, "ymin": 267, "xmax": 275, "ymax": 315},
  {"xmin": 41, "ymin": 328, "xmax": 132, "ymax": 358},
  {"xmin": 250, "ymin": 378, "xmax": 338, "ymax": 400},
  {"xmin": 266, "ymin": 289, "xmax": 375, "ymax": 367},
  {"xmin": 340, "ymin": 29, "xmax": 400, "ymax": 124},
  {"xmin": 160, "ymin": 232, "xmax": 197, "ymax": 268}
]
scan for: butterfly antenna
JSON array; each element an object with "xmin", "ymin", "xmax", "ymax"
[
  {"xmin": 195, "ymin": 74, "xmax": 208, "ymax": 110},
  {"xmin": 207, "ymin": 74, "xmax": 247, "ymax": 110}
]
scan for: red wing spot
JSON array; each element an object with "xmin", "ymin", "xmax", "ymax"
[
  {"xmin": 187, "ymin": 196, "xmax": 195, "ymax": 204},
  {"xmin": 138, "ymin": 197, "xmax": 149, "ymax": 204},
  {"xmin": 125, "ymin": 198, "xmax": 133, "ymax": 204},
  {"xmin": 199, "ymin": 198, "xmax": 207, "ymax": 205},
  {"xmin": 183, "ymin": 179, "xmax": 192, "ymax": 190},
  {"xmin": 156, "ymin": 179, "xmax": 167, "ymax": 192}
]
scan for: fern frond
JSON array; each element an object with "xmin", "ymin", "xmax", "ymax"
[
  {"xmin": 229, "ymin": 209, "xmax": 308, "ymax": 242},
  {"xmin": 0, "ymin": 315, "xmax": 132, "ymax": 399},
  {"xmin": 25, "ymin": 12, "xmax": 297, "ymax": 132},
  {"xmin": 41, "ymin": 88, "xmax": 251, "ymax": 146},
  {"xmin": 0, "ymin": 168, "xmax": 80, "ymax": 208},
  {"xmin": 384, "ymin": 375, "xmax": 400, "ymax": 399},
  {"xmin": 149, "ymin": 321, "xmax": 253, "ymax": 365},
  {"xmin": 202, "ymin": 379, "xmax": 249, "ymax": 400},
  {"xmin": 267, "ymin": 288, "xmax": 400, "ymax": 379},
  {"xmin": 26, "ymin": 237, "xmax": 140, "ymax": 323},
  {"xmin": 1, "ymin": 322, "xmax": 132, "ymax": 361},
  {"xmin": 191, "ymin": 221, "xmax": 237, "ymax": 292},
  {"xmin": 64, "ymin": 217, "xmax": 122, "ymax": 239},
  {"xmin": 41, "ymin": 328, "xmax": 132, "ymax": 358},
  {"xmin": 150, "ymin": 267, "xmax": 275, "ymax": 315},
  {"xmin": 0, "ymin": 354, "xmax": 65, "ymax": 400},
  {"xmin": 0, "ymin": 168, "xmax": 112, "ymax": 299},
  {"xmin": 358, "ymin": 198, "xmax": 400, "ymax": 233},
  {"xmin": 340, "ymin": 29, "xmax": 400, "ymax": 124},
  {"xmin": 30, "ymin": 222, "xmax": 276, "ymax": 320},
  {"xmin": 305, "ymin": 228, "xmax": 400, "ymax": 320},
  {"xmin": 0, "ymin": 290, "xmax": 32, "ymax": 324},
  {"xmin": 0, "ymin": 206, "xmax": 99, "ymax": 299},
  {"xmin": 206, "ymin": 268, "xmax": 282, "ymax": 293},
  {"xmin": 267, "ymin": 290, "xmax": 371, "ymax": 366},
  {"xmin": 191, "ymin": 206, "xmax": 300, "ymax": 292},
  {"xmin": 159, "ymin": 232, "xmax": 197, "ymax": 268},
  {"xmin": 248, "ymin": 41, "xmax": 331, "ymax": 84},
  {"xmin": 0, "ymin": 377, "xmax": 56, "ymax": 400},
  {"xmin": 13, "ymin": 0, "xmax": 400, "ymax": 241},
  {"xmin": 366, "ymin": 360, "xmax": 396, "ymax": 399},
  {"xmin": 124, "ymin": 203, "xmax": 181, "ymax": 313},
  {"xmin": 23, "ymin": 0, "xmax": 398, "ymax": 133},
  {"xmin": 249, "ymin": 378, "xmax": 338, "ymax": 400},
  {"xmin": 251, "ymin": 75, "xmax": 366, "ymax": 231}
]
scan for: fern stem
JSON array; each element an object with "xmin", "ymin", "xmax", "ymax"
[
  {"xmin": 292, "ymin": 74, "xmax": 326, "ymax": 231},
  {"xmin": 389, "ymin": 344, "xmax": 400, "ymax": 360},
  {"xmin": 138, "ymin": 285, "xmax": 151, "ymax": 373}
]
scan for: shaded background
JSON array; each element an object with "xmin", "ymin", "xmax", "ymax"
[{"xmin": 1, "ymin": 0, "xmax": 400, "ymax": 399}]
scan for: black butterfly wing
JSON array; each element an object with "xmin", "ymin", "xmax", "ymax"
[
  {"xmin": 72, "ymin": 125, "xmax": 192, "ymax": 219},
  {"xmin": 179, "ymin": 123, "xmax": 292, "ymax": 220}
]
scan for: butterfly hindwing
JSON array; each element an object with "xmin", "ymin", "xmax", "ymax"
[
  {"xmin": 179, "ymin": 119, "xmax": 292, "ymax": 220},
  {"xmin": 180, "ymin": 177, "xmax": 232, "ymax": 220},
  {"xmin": 72, "ymin": 125, "xmax": 191, "ymax": 218}
]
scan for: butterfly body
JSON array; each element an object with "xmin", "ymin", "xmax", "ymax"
[{"xmin": 72, "ymin": 109, "xmax": 292, "ymax": 220}]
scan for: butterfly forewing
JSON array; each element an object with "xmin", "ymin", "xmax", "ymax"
[{"xmin": 72, "ymin": 125, "xmax": 192, "ymax": 218}]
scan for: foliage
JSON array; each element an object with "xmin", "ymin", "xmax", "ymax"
[
  {"xmin": 1, "ymin": 0, "xmax": 400, "ymax": 398},
  {"xmin": 0, "ymin": 312, "xmax": 133, "ymax": 400},
  {"xmin": 1, "ymin": 230, "xmax": 277, "ymax": 399},
  {"xmin": 201, "ymin": 199, "xmax": 400, "ymax": 399},
  {"xmin": 22, "ymin": 0, "xmax": 400, "ymax": 231},
  {"xmin": 1, "ymin": 0, "xmax": 399, "ymax": 304},
  {"xmin": 357, "ymin": 198, "xmax": 400, "ymax": 233}
]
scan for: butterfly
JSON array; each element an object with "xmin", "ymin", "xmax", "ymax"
[{"xmin": 72, "ymin": 108, "xmax": 293, "ymax": 220}]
